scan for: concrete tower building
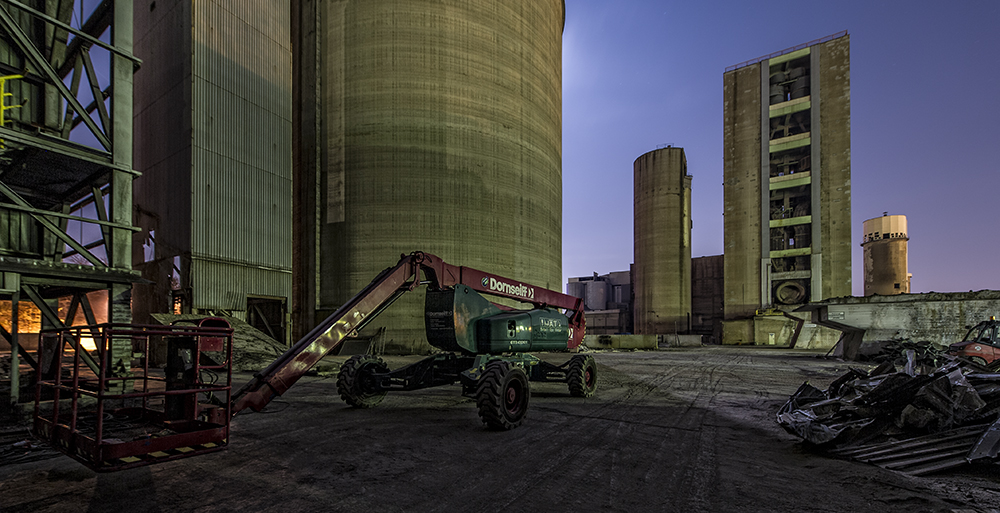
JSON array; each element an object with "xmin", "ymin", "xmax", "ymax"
[
  {"xmin": 633, "ymin": 147, "xmax": 692, "ymax": 335},
  {"xmin": 293, "ymin": 1, "xmax": 564, "ymax": 352},
  {"xmin": 133, "ymin": 1, "xmax": 293, "ymax": 342},
  {"xmin": 722, "ymin": 32, "xmax": 851, "ymax": 344},
  {"xmin": 862, "ymin": 214, "xmax": 910, "ymax": 295}
]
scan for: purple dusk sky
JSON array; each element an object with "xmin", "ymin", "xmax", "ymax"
[{"xmin": 561, "ymin": 0, "xmax": 1000, "ymax": 296}]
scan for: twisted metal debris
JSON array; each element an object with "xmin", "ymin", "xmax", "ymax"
[{"xmin": 777, "ymin": 355, "xmax": 1000, "ymax": 475}]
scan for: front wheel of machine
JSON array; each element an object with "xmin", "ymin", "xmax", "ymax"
[
  {"xmin": 337, "ymin": 354, "xmax": 389, "ymax": 408},
  {"xmin": 476, "ymin": 361, "xmax": 530, "ymax": 430},
  {"xmin": 971, "ymin": 356, "xmax": 989, "ymax": 367},
  {"xmin": 567, "ymin": 354, "xmax": 598, "ymax": 398}
]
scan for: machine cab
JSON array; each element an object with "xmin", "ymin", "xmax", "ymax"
[{"xmin": 949, "ymin": 318, "xmax": 1000, "ymax": 365}]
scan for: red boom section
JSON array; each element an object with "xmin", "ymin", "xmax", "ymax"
[{"xmin": 231, "ymin": 252, "xmax": 585, "ymax": 415}]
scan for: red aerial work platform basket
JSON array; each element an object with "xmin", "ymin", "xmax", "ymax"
[{"xmin": 32, "ymin": 319, "xmax": 234, "ymax": 472}]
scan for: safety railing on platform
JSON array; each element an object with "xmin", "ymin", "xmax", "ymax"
[
  {"xmin": 32, "ymin": 319, "xmax": 233, "ymax": 471},
  {"xmin": 725, "ymin": 30, "xmax": 848, "ymax": 73}
]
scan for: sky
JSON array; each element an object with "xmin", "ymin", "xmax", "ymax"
[{"xmin": 561, "ymin": 0, "xmax": 1000, "ymax": 296}]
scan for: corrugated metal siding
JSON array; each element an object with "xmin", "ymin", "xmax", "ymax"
[
  {"xmin": 191, "ymin": 257, "xmax": 291, "ymax": 311},
  {"xmin": 189, "ymin": 1, "xmax": 292, "ymax": 309}
]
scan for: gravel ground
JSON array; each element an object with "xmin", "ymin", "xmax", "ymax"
[{"xmin": 2, "ymin": 346, "xmax": 999, "ymax": 513}]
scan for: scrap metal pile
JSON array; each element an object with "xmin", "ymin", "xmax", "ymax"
[{"xmin": 778, "ymin": 355, "xmax": 1000, "ymax": 475}]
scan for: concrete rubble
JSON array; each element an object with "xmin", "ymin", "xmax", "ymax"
[{"xmin": 778, "ymin": 355, "xmax": 1000, "ymax": 475}]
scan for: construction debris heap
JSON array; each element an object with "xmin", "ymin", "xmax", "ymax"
[{"xmin": 777, "ymin": 355, "xmax": 1000, "ymax": 475}]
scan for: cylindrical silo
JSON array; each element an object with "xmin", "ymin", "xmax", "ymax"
[
  {"xmin": 567, "ymin": 281, "xmax": 587, "ymax": 301},
  {"xmin": 299, "ymin": 1, "xmax": 564, "ymax": 352},
  {"xmin": 633, "ymin": 147, "xmax": 692, "ymax": 335},
  {"xmin": 585, "ymin": 281, "xmax": 610, "ymax": 311},
  {"xmin": 862, "ymin": 214, "xmax": 910, "ymax": 296}
]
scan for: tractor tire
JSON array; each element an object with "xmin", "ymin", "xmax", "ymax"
[
  {"xmin": 971, "ymin": 356, "xmax": 989, "ymax": 367},
  {"xmin": 475, "ymin": 361, "xmax": 530, "ymax": 431},
  {"xmin": 567, "ymin": 354, "xmax": 598, "ymax": 398},
  {"xmin": 337, "ymin": 354, "xmax": 389, "ymax": 408}
]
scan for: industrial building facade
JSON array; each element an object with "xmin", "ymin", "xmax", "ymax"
[
  {"xmin": 566, "ymin": 271, "xmax": 632, "ymax": 335},
  {"xmin": 132, "ymin": 1, "xmax": 293, "ymax": 343},
  {"xmin": 722, "ymin": 32, "xmax": 851, "ymax": 343}
]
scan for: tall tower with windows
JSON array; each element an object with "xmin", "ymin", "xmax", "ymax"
[{"xmin": 722, "ymin": 32, "xmax": 851, "ymax": 344}]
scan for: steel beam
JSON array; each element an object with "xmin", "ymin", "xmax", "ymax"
[
  {"xmin": 0, "ymin": 181, "xmax": 105, "ymax": 266},
  {"xmin": 5, "ymin": 0, "xmax": 139, "ymax": 65},
  {"xmin": 79, "ymin": 50, "xmax": 110, "ymax": 135},
  {"xmin": 0, "ymin": 257, "xmax": 140, "ymax": 284},
  {"xmin": 0, "ymin": 323, "xmax": 36, "ymax": 370},
  {"xmin": 0, "ymin": 197, "xmax": 136, "ymax": 231},
  {"xmin": 0, "ymin": 3, "xmax": 110, "ymax": 150},
  {"xmin": 21, "ymin": 283, "xmax": 99, "ymax": 374},
  {"xmin": 57, "ymin": 0, "xmax": 113, "ymax": 78},
  {"xmin": 8, "ymin": 289, "xmax": 18, "ymax": 407},
  {"xmin": 108, "ymin": 0, "xmax": 133, "ymax": 273},
  {"xmin": 0, "ymin": 128, "xmax": 114, "ymax": 169}
]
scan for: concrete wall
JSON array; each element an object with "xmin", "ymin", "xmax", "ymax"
[
  {"xmin": 723, "ymin": 313, "xmax": 838, "ymax": 348},
  {"xmin": 692, "ymin": 255, "xmax": 723, "ymax": 337},
  {"xmin": 864, "ymin": 239, "xmax": 909, "ymax": 295},
  {"xmin": 583, "ymin": 334, "xmax": 657, "ymax": 350},
  {"xmin": 586, "ymin": 309, "xmax": 627, "ymax": 335},
  {"xmin": 816, "ymin": 35, "xmax": 852, "ymax": 301},
  {"xmin": 633, "ymin": 147, "xmax": 692, "ymax": 335},
  {"xmin": 297, "ymin": 1, "xmax": 564, "ymax": 353},
  {"xmin": 722, "ymin": 64, "xmax": 763, "ymax": 319},
  {"xmin": 722, "ymin": 318, "xmax": 754, "ymax": 345},
  {"xmin": 805, "ymin": 291, "xmax": 1000, "ymax": 348}
]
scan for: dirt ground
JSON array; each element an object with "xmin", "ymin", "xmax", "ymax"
[{"xmin": 2, "ymin": 346, "xmax": 999, "ymax": 513}]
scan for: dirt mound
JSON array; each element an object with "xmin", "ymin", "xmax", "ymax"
[{"xmin": 150, "ymin": 314, "xmax": 286, "ymax": 372}]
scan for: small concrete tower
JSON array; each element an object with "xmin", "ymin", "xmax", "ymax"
[{"xmin": 862, "ymin": 214, "xmax": 910, "ymax": 295}]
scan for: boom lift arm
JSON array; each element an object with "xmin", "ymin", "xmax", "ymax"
[{"xmin": 231, "ymin": 251, "xmax": 585, "ymax": 415}]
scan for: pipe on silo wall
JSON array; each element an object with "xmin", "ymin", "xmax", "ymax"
[
  {"xmin": 296, "ymin": 1, "xmax": 565, "ymax": 353},
  {"xmin": 633, "ymin": 147, "xmax": 692, "ymax": 335}
]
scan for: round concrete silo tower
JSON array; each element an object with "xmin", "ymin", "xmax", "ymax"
[
  {"xmin": 862, "ymin": 214, "xmax": 910, "ymax": 295},
  {"xmin": 585, "ymin": 280, "xmax": 610, "ymax": 311},
  {"xmin": 297, "ymin": 1, "xmax": 564, "ymax": 352},
  {"xmin": 633, "ymin": 147, "xmax": 693, "ymax": 335}
]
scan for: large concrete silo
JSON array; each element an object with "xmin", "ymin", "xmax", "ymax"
[
  {"xmin": 633, "ymin": 147, "xmax": 692, "ymax": 335},
  {"xmin": 862, "ymin": 214, "xmax": 910, "ymax": 295},
  {"xmin": 292, "ymin": 1, "xmax": 564, "ymax": 352}
]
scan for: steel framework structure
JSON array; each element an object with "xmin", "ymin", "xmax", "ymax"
[{"xmin": 0, "ymin": 0, "xmax": 138, "ymax": 408}]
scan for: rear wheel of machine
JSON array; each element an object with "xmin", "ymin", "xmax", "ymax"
[
  {"xmin": 337, "ymin": 355, "xmax": 389, "ymax": 408},
  {"xmin": 970, "ymin": 356, "xmax": 989, "ymax": 366},
  {"xmin": 567, "ymin": 354, "xmax": 598, "ymax": 398},
  {"xmin": 475, "ymin": 361, "xmax": 530, "ymax": 430}
]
